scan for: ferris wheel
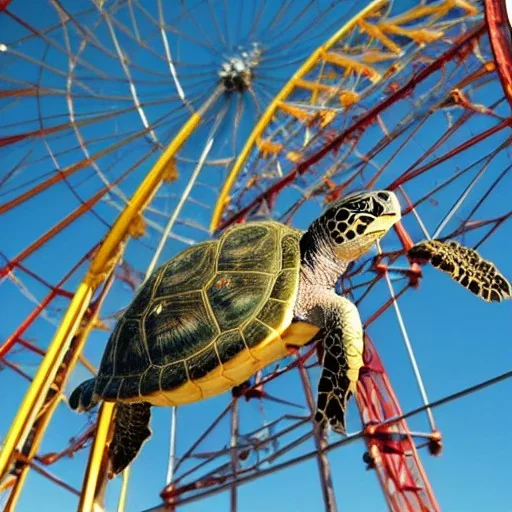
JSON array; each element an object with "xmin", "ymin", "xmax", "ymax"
[{"xmin": 1, "ymin": 1, "xmax": 511, "ymax": 511}]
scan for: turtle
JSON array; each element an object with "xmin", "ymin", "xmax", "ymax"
[
  {"xmin": 69, "ymin": 189, "xmax": 403, "ymax": 475},
  {"xmin": 408, "ymin": 240, "xmax": 511, "ymax": 302}
]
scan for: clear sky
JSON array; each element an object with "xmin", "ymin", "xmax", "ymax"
[{"xmin": 1, "ymin": 1, "xmax": 511, "ymax": 512}]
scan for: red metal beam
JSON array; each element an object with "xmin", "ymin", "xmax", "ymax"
[
  {"xmin": 0, "ymin": 0, "xmax": 12, "ymax": 12},
  {"xmin": 357, "ymin": 337, "xmax": 440, "ymax": 512},
  {"xmin": 485, "ymin": 0, "xmax": 512, "ymax": 107}
]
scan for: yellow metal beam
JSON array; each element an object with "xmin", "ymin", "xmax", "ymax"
[
  {"xmin": 78, "ymin": 403, "xmax": 115, "ymax": 512},
  {"xmin": 5, "ymin": 397, "xmax": 62, "ymax": 511},
  {"xmin": 117, "ymin": 467, "xmax": 130, "ymax": 512},
  {"xmin": 378, "ymin": 23, "xmax": 443, "ymax": 44},
  {"xmin": 4, "ymin": 279, "xmax": 111, "ymax": 510},
  {"xmin": 386, "ymin": 0, "xmax": 477, "ymax": 26},
  {"xmin": 277, "ymin": 102, "xmax": 313, "ymax": 122},
  {"xmin": 358, "ymin": 19, "xmax": 403, "ymax": 54},
  {"xmin": 0, "ymin": 283, "xmax": 92, "ymax": 479},
  {"xmin": 295, "ymin": 79, "xmax": 343, "ymax": 95},
  {"xmin": 209, "ymin": 0, "xmax": 388, "ymax": 232},
  {"xmin": 322, "ymin": 51, "xmax": 381, "ymax": 83},
  {"xmin": 0, "ymin": 112, "xmax": 202, "ymax": 497}
]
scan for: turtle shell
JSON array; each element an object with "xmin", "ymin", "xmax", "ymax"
[{"xmin": 94, "ymin": 221, "xmax": 310, "ymax": 406}]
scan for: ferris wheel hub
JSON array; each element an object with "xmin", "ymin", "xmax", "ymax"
[{"xmin": 219, "ymin": 44, "xmax": 261, "ymax": 91}]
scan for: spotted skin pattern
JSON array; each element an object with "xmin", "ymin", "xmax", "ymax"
[
  {"xmin": 320, "ymin": 192, "xmax": 387, "ymax": 246},
  {"xmin": 109, "ymin": 402, "xmax": 151, "ymax": 475},
  {"xmin": 311, "ymin": 295, "xmax": 363, "ymax": 434},
  {"xmin": 314, "ymin": 327, "xmax": 352, "ymax": 434},
  {"xmin": 409, "ymin": 240, "xmax": 511, "ymax": 302}
]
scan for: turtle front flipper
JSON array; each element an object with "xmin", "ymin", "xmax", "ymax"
[
  {"xmin": 109, "ymin": 402, "xmax": 152, "ymax": 476},
  {"xmin": 409, "ymin": 240, "xmax": 511, "ymax": 302},
  {"xmin": 314, "ymin": 296, "xmax": 364, "ymax": 435}
]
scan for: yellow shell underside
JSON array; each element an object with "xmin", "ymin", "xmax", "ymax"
[{"xmin": 124, "ymin": 321, "xmax": 319, "ymax": 407}]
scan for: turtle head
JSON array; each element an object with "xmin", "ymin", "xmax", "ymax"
[{"xmin": 316, "ymin": 190, "xmax": 401, "ymax": 262}]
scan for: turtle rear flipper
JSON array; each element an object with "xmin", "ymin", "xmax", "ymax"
[
  {"xmin": 69, "ymin": 378, "xmax": 98, "ymax": 411},
  {"xmin": 409, "ymin": 240, "xmax": 512, "ymax": 302},
  {"xmin": 109, "ymin": 402, "xmax": 152, "ymax": 476}
]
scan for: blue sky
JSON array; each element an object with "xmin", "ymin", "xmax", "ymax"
[{"xmin": 1, "ymin": 1, "xmax": 511, "ymax": 511}]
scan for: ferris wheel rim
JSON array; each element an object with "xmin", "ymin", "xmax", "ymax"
[{"xmin": 2, "ymin": 0, "xmax": 510, "ymax": 510}]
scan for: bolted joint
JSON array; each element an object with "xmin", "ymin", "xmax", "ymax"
[{"xmin": 428, "ymin": 430, "xmax": 443, "ymax": 456}]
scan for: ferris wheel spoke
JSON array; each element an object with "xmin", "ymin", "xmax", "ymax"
[
  {"xmin": 157, "ymin": 0, "xmax": 189, "ymax": 109},
  {"xmin": 145, "ymin": 136, "xmax": 215, "ymax": 278},
  {"xmin": 51, "ymin": 1, "xmax": 118, "ymax": 57},
  {"xmin": 42, "ymin": 136, "xmax": 116, "ymax": 228},
  {"xmin": 176, "ymin": 1, "xmax": 223, "ymax": 58},
  {"xmin": 0, "ymin": 247, "xmax": 94, "ymax": 358},
  {"xmin": 433, "ymin": 169, "xmax": 495, "ymax": 240},
  {"xmin": 2, "ymin": 47, "xmax": 99, "ymax": 96},
  {"xmin": 165, "ymin": 404, "xmax": 178, "ymax": 487},
  {"xmin": 146, "ymin": 367, "xmax": 512, "ymax": 511},
  {"xmin": 297, "ymin": 363, "xmax": 339, "ymax": 512},
  {"xmin": 0, "ymin": 127, "xmax": 162, "ymax": 214},
  {"xmin": 398, "ymin": 186, "xmax": 432, "ymax": 241},
  {"xmin": 392, "ymin": 112, "xmax": 510, "ymax": 192},
  {"xmin": 0, "ymin": 105, "xmax": 202, "ymax": 492},
  {"xmin": 102, "ymin": 14, "xmax": 160, "ymax": 145},
  {"xmin": 229, "ymin": 398, "xmax": 239, "ymax": 512},
  {"xmin": 381, "ymin": 266, "xmax": 436, "ymax": 431},
  {"xmin": 5, "ymin": 10, "xmax": 113, "ymax": 82},
  {"xmin": 0, "ymin": 148, "xmax": 160, "ymax": 281},
  {"xmin": 205, "ymin": 0, "xmax": 228, "ymax": 49}
]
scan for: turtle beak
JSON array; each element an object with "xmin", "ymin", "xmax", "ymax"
[
  {"xmin": 367, "ymin": 191, "xmax": 402, "ymax": 235},
  {"xmin": 383, "ymin": 190, "xmax": 401, "ymax": 220}
]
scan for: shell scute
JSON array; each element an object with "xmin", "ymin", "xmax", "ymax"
[
  {"xmin": 155, "ymin": 242, "xmax": 217, "ymax": 297},
  {"xmin": 207, "ymin": 272, "xmax": 271, "ymax": 331},
  {"xmin": 160, "ymin": 362, "xmax": 188, "ymax": 389},
  {"xmin": 94, "ymin": 375, "xmax": 110, "ymax": 397},
  {"xmin": 243, "ymin": 319, "xmax": 273, "ymax": 348},
  {"xmin": 144, "ymin": 292, "xmax": 217, "ymax": 366},
  {"xmin": 113, "ymin": 319, "xmax": 150, "ymax": 376},
  {"xmin": 217, "ymin": 331, "xmax": 246, "ymax": 364},
  {"xmin": 140, "ymin": 366, "xmax": 163, "ymax": 396},
  {"xmin": 124, "ymin": 269, "xmax": 161, "ymax": 318},
  {"xmin": 256, "ymin": 299, "xmax": 290, "ymax": 328},
  {"xmin": 101, "ymin": 377, "xmax": 122, "ymax": 400},
  {"xmin": 218, "ymin": 223, "xmax": 279, "ymax": 273},
  {"xmin": 271, "ymin": 269, "xmax": 298, "ymax": 301},
  {"xmin": 118, "ymin": 375, "xmax": 142, "ymax": 400},
  {"xmin": 97, "ymin": 222, "xmax": 303, "ymax": 399},
  {"xmin": 186, "ymin": 344, "xmax": 221, "ymax": 380},
  {"xmin": 281, "ymin": 232, "xmax": 301, "ymax": 269},
  {"xmin": 99, "ymin": 323, "xmax": 118, "ymax": 377}
]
